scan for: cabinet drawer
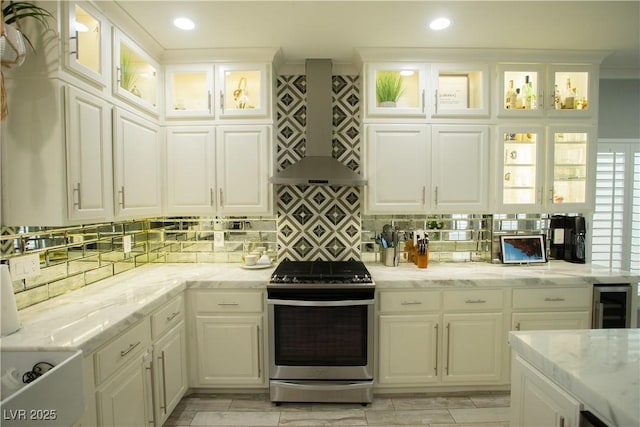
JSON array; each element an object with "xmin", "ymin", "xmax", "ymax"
[
  {"xmin": 378, "ymin": 291, "xmax": 441, "ymax": 313},
  {"xmin": 194, "ymin": 291, "xmax": 263, "ymax": 313},
  {"xmin": 443, "ymin": 289, "xmax": 504, "ymax": 311},
  {"xmin": 151, "ymin": 294, "xmax": 184, "ymax": 339},
  {"xmin": 94, "ymin": 320, "xmax": 151, "ymax": 384},
  {"xmin": 512, "ymin": 287, "xmax": 591, "ymax": 310}
]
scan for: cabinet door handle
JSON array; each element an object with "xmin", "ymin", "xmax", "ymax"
[
  {"xmin": 210, "ymin": 188, "xmax": 215, "ymax": 207},
  {"xmin": 434, "ymin": 186, "xmax": 439, "ymax": 205},
  {"xmin": 433, "ymin": 90, "xmax": 437, "ymax": 114},
  {"xmin": 422, "ymin": 186, "xmax": 426, "ymax": 205},
  {"xmin": 208, "ymin": 90, "xmax": 212, "ymax": 113},
  {"xmin": 549, "ymin": 187, "xmax": 555, "ymax": 202},
  {"xmin": 539, "ymin": 90, "xmax": 544, "ymax": 110},
  {"xmin": 119, "ymin": 186, "xmax": 126, "ymax": 209},
  {"xmin": 445, "ymin": 323, "xmax": 450, "ymax": 376},
  {"xmin": 159, "ymin": 351, "xmax": 168, "ymax": 413},
  {"xmin": 219, "ymin": 188, "xmax": 224, "ymax": 205},
  {"xmin": 515, "ymin": 322, "xmax": 521, "ymax": 331},
  {"xmin": 69, "ymin": 31, "xmax": 79, "ymax": 60},
  {"xmin": 559, "ymin": 415, "xmax": 565, "ymax": 427},
  {"xmin": 217, "ymin": 302, "xmax": 239, "ymax": 306},
  {"xmin": 401, "ymin": 301, "xmax": 422, "ymax": 306},
  {"xmin": 544, "ymin": 297, "xmax": 565, "ymax": 302},
  {"xmin": 422, "ymin": 89, "xmax": 426, "ymax": 114},
  {"xmin": 120, "ymin": 341, "xmax": 141, "ymax": 357},
  {"xmin": 256, "ymin": 325, "xmax": 261, "ymax": 378},
  {"xmin": 220, "ymin": 91, "xmax": 224, "ymax": 113},
  {"xmin": 73, "ymin": 183, "xmax": 82, "ymax": 209},
  {"xmin": 434, "ymin": 323, "xmax": 439, "ymax": 374},
  {"xmin": 166, "ymin": 311, "xmax": 180, "ymax": 322},
  {"xmin": 465, "ymin": 299, "xmax": 487, "ymax": 304},
  {"xmin": 116, "ymin": 66, "xmax": 122, "ymax": 86}
]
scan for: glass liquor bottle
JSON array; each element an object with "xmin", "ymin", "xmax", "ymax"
[
  {"xmin": 505, "ymin": 80, "xmax": 517, "ymax": 109},
  {"xmin": 562, "ymin": 78, "xmax": 574, "ymax": 109},
  {"xmin": 553, "ymin": 84, "xmax": 561, "ymax": 110}
]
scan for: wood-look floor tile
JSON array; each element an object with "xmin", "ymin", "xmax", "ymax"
[
  {"xmin": 190, "ymin": 410, "xmax": 281, "ymax": 426},
  {"xmin": 365, "ymin": 409, "xmax": 454, "ymax": 425},
  {"xmin": 278, "ymin": 409, "xmax": 367, "ymax": 426},
  {"xmin": 448, "ymin": 407, "xmax": 510, "ymax": 423},
  {"xmin": 468, "ymin": 393, "xmax": 511, "ymax": 408},
  {"xmin": 392, "ymin": 396, "xmax": 475, "ymax": 410}
]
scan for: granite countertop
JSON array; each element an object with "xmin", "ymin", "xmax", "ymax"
[
  {"xmin": 509, "ymin": 329, "xmax": 640, "ymax": 427},
  {"xmin": 1, "ymin": 261, "xmax": 637, "ymax": 355}
]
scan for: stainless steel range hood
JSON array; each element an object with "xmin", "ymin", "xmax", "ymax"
[{"xmin": 270, "ymin": 59, "xmax": 367, "ymax": 186}]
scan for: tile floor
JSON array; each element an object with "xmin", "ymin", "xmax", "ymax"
[{"xmin": 164, "ymin": 392, "xmax": 511, "ymax": 426}]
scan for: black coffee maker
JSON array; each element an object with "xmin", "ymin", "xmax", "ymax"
[{"xmin": 549, "ymin": 215, "xmax": 586, "ymax": 263}]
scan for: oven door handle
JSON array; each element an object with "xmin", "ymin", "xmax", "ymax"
[{"xmin": 267, "ymin": 299, "xmax": 374, "ymax": 307}]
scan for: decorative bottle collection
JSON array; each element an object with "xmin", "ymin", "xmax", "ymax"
[{"xmin": 505, "ymin": 74, "xmax": 586, "ymax": 111}]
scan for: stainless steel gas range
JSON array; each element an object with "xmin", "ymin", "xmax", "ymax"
[{"xmin": 266, "ymin": 260, "xmax": 374, "ymax": 404}]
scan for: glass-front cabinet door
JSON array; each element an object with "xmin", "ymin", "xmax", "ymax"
[
  {"xmin": 546, "ymin": 65, "xmax": 594, "ymax": 118},
  {"xmin": 65, "ymin": 1, "xmax": 109, "ymax": 87},
  {"xmin": 216, "ymin": 64, "xmax": 270, "ymax": 118},
  {"xmin": 497, "ymin": 64, "xmax": 545, "ymax": 117},
  {"xmin": 547, "ymin": 127, "xmax": 594, "ymax": 211},
  {"xmin": 366, "ymin": 63, "xmax": 427, "ymax": 117},
  {"xmin": 496, "ymin": 126, "xmax": 545, "ymax": 212},
  {"xmin": 165, "ymin": 65, "xmax": 214, "ymax": 118},
  {"xmin": 113, "ymin": 29, "xmax": 160, "ymax": 114},
  {"xmin": 431, "ymin": 63, "xmax": 489, "ymax": 117}
]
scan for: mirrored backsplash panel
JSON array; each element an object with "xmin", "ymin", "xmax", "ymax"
[{"xmin": 2, "ymin": 213, "xmax": 557, "ymax": 309}]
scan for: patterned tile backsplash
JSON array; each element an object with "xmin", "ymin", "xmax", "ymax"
[{"xmin": 0, "ymin": 74, "xmax": 556, "ymax": 309}]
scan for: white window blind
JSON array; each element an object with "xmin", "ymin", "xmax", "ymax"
[{"xmin": 592, "ymin": 141, "xmax": 640, "ymax": 272}]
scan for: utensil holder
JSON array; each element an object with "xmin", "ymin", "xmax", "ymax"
[
  {"xmin": 416, "ymin": 250, "xmax": 429, "ymax": 269},
  {"xmin": 382, "ymin": 247, "xmax": 398, "ymax": 267}
]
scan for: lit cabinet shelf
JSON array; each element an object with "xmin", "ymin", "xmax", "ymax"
[
  {"xmin": 365, "ymin": 63, "xmax": 428, "ymax": 118},
  {"xmin": 217, "ymin": 63, "xmax": 271, "ymax": 119},
  {"xmin": 63, "ymin": 1, "xmax": 110, "ymax": 87},
  {"xmin": 496, "ymin": 126, "xmax": 545, "ymax": 212},
  {"xmin": 497, "ymin": 63, "xmax": 596, "ymax": 119},
  {"xmin": 165, "ymin": 64, "xmax": 214, "ymax": 118},
  {"xmin": 430, "ymin": 63, "xmax": 490, "ymax": 117},
  {"xmin": 113, "ymin": 29, "xmax": 160, "ymax": 115}
]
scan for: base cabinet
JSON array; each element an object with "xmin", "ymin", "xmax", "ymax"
[
  {"xmin": 95, "ymin": 349, "xmax": 153, "ymax": 427},
  {"xmin": 153, "ymin": 322, "xmax": 187, "ymax": 426},
  {"xmin": 511, "ymin": 354, "xmax": 581, "ymax": 427}
]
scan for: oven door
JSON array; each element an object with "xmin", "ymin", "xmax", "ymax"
[{"xmin": 267, "ymin": 288, "xmax": 374, "ymax": 381}]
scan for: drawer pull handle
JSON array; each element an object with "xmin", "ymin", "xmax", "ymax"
[
  {"xmin": 401, "ymin": 301, "xmax": 422, "ymax": 305},
  {"xmin": 166, "ymin": 311, "xmax": 180, "ymax": 321},
  {"xmin": 544, "ymin": 297, "xmax": 565, "ymax": 302},
  {"xmin": 218, "ymin": 302, "xmax": 240, "ymax": 306},
  {"xmin": 465, "ymin": 299, "xmax": 487, "ymax": 304},
  {"xmin": 120, "ymin": 341, "xmax": 141, "ymax": 357}
]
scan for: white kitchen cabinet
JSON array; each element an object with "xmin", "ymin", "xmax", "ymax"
[
  {"xmin": 378, "ymin": 314, "xmax": 439, "ymax": 384},
  {"xmin": 1, "ymin": 80, "xmax": 114, "ymax": 226},
  {"xmin": 377, "ymin": 289, "xmax": 506, "ymax": 387},
  {"xmin": 546, "ymin": 126, "xmax": 596, "ymax": 212},
  {"xmin": 365, "ymin": 63, "xmax": 428, "ymax": 118},
  {"xmin": 442, "ymin": 313, "xmax": 504, "ymax": 383},
  {"xmin": 189, "ymin": 290, "xmax": 265, "ymax": 387},
  {"xmin": 497, "ymin": 63, "xmax": 596, "ymax": 119},
  {"xmin": 215, "ymin": 125, "xmax": 273, "ymax": 215},
  {"xmin": 96, "ymin": 351, "xmax": 153, "ymax": 427},
  {"xmin": 113, "ymin": 108, "xmax": 162, "ymax": 218},
  {"xmin": 153, "ymin": 322, "xmax": 187, "ymax": 425},
  {"xmin": 65, "ymin": 85, "xmax": 114, "ymax": 222},
  {"xmin": 431, "ymin": 125, "xmax": 490, "ymax": 212},
  {"xmin": 151, "ymin": 295, "xmax": 187, "ymax": 426},
  {"xmin": 511, "ymin": 354, "xmax": 582, "ymax": 427},
  {"xmin": 164, "ymin": 64, "xmax": 214, "ymax": 118},
  {"xmin": 113, "ymin": 29, "xmax": 160, "ymax": 115},
  {"xmin": 495, "ymin": 126, "xmax": 545, "ymax": 212},
  {"xmin": 63, "ymin": 1, "xmax": 110, "ymax": 87},
  {"xmin": 216, "ymin": 63, "xmax": 270, "ymax": 118},
  {"xmin": 364, "ymin": 124, "xmax": 430, "ymax": 213},
  {"xmin": 430, "ymin": 63, "xmax": 490, "ymax": 117},
  {"xmin": 165, "ymin": 126, "xmax": 216, "ymax": 215},
  {"xmin": 511, "ymin": 287, "xmax": 592, "ymax": 331}
]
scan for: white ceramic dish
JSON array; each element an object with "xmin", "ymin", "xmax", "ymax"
[{"xmin": 241, "ymin": 263, "xmax": 273, "ymax": 270}]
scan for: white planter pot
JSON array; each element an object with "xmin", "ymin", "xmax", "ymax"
[{"xmin": 1, "ymin": 23, "xmax": 27, "ymax": 68}]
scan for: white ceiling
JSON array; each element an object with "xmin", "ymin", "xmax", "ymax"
[{"xmin": 109, "ymin": 0, "xmax": 640, "ymax": 76}]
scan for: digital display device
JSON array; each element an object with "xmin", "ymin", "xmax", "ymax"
[{"xmin": 499, "ymin": 234, "xmax": 547, "ymax": 264}]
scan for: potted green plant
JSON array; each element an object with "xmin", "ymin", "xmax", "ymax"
[{"xmin": 375, "ymin": 71, "xmax": 403, "ymax": 107}]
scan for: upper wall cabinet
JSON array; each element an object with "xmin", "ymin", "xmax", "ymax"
[
  {"xmin": 497, "ymin": 63, "xmax": 596, "ymax": 119},
  {"xmin": 216, "ymin": 64, "xmax": 270, "ymax": 119},
  {"xmin": 430, "ymin": 63, "xmax": 490, "ymax": 118},
  {"xmin": 113, "ymin": 29, "xmax": 160, "ymax": 115},
  {"xmin": 64, "ymin": 1, "xmax": 110, "ymax": 87},
  {"xmin": 165, "ymin": 64, "xmax": 214, "ymax": 118},
  {"xmin": 366, "ymin": 63, "xmax": 428, "ymax": 118}
]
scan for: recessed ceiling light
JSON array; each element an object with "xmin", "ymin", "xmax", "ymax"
[
  {"xmin": 173, "ymin": 17, "xmax": 195, "ymax": 31},
  {"xmin": 429, "ymin": 17, "xmax": 451, "ymax": 31}
]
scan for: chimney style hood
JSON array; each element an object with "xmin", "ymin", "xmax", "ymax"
[{"xmin": 270, "ymin": 59, "xmax": 367, "ymax": 186}]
